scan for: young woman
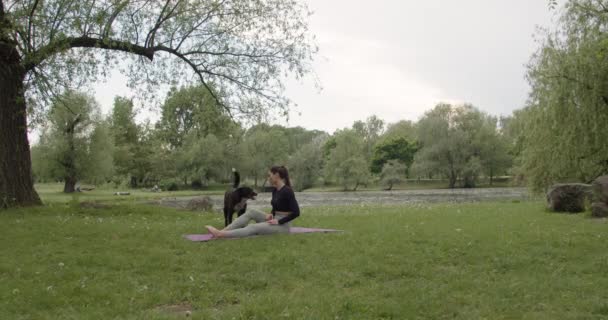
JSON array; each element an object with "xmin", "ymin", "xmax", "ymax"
[{"xmin": 205, "ymin": 165, "xmax": 300, "ymax": 238}]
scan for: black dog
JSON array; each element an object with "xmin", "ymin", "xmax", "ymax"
[{"xmin": 223, "ymin": 169, "xmax": 257, "ymax": 227}]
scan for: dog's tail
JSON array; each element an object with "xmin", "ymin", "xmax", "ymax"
[{"xmin": 232, "ymin": 168, "xmax": 240, "ymax": 188}]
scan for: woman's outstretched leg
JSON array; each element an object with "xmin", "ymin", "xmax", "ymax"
[
  {"xmin": 223, "ymin": 208, "xmax": 267, "ymax": 231},
  {"xmin": 220, "ymin": 222, "xmax": 289, "ymax": 238},
  {"xmin": 206, "ymin": 209, "xmax": 268, "ymax": 238}
]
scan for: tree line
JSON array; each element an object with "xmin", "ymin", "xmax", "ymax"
[
  {"xmin": 31, "ymin": 86, "xmax": 517, "ymax": 192},
  {"xmin": 3, "ymin": 0, "xmax": 607, "ymax": 207}
]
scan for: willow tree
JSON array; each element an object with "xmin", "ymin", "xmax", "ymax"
[
  {"xmin": 0, "ymin": 0, "xmax": 316, "ymax": 208},
  {"xmin": 524, "ymin": 0, "xmax": 608, "ymax": 192}
]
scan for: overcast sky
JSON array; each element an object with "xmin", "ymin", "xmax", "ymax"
[{"xmin": 92, "ymin": 0, "xmax": 558, "ymax": 134}]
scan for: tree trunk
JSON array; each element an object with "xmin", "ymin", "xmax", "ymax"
[
  {"xmin": 449, "ymin": 173, "xmax": 457, "ymax": 189},
  {"xmin": 62, "ymin": 121, "xmax": 78, "ymax": 193},
  {"xmin": 463, "ymin": 175, "xmax": 475, "ymax": 188},
  {"xmin": 448, "ymin": 165, "xmax": 457, "ymax": 189},
  {"xmin": 63, "ymin": 176, "xmax": 77, "ymax": 193},
  {"xmin": 0, "ymin": 39, "xmax": 42, "ymax": 208}
]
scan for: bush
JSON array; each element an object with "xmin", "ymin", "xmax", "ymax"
[
  {"xmin": 191, "ymin": 179, "xmax": 203, "ymax": 190},
  {"xmin": 161, "ymin": 179, "xmax": 181, "ymax": 191},
  {"xmin": 111, "ymin": 176, "xmax": 131, "ymax": 189}
]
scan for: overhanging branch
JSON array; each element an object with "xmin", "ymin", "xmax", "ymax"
[
  {"xmin": 25, "ymin": 36, "xmax": 155, "ymax": 71},
  {"xmin": 151, "ymin": 44, "xmax": 233, "ymax": 118}
]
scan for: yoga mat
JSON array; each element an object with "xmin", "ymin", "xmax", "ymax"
[{"xmin": 184, "ymin": 227, "xmax": 342, "ymax": 242}]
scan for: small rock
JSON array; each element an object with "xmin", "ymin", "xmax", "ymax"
[
  {"xmin": 186, "ymin": 196, "xmax": 214, "ymax": 212},
  {"xmin": 592, "ymin": 175, "xmax": 608, "ymax": 204},
  {"xmin": 592, "ymin": 202, "xmax": 608, "ymax": 218},
  {"xmin": 80, "ymin": 201, "xmax": 110, "ymax": 209}
]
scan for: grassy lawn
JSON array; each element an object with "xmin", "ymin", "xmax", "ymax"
[
  {"xmin": 1, "ymin": 199, "xmax": 607, "ymax": 319},
  {"xmin": 303, "ymin": 180, "xmax": 514, "ymax": 192},
  {"xmin": 35, "ymin": 183, "xmax": 224, "ymax": 204},
  {"xmin": 35, "ymin": 179, "xmax": 517, "ymax": 203}
]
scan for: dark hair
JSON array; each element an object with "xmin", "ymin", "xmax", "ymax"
[{"xmin": 270, "ymin": 165, "xmax": 291, "ymax": 187}]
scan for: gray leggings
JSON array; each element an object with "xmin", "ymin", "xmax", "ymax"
[{"xmin": 223, "ymin": 209, "xmax": 290, "ymax": 238}]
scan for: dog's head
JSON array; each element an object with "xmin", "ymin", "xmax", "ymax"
[{"xmin": 237, "ymin": 187, "xmax": 257, "ymax": 200}]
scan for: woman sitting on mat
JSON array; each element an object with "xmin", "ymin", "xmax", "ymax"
[{"xmin": 205, "ymin": 165, "xmax": 300, "ymax": 238}]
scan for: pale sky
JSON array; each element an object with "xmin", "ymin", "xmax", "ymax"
[{"xmin": 92, "ymin": 0, "xmax": 558, "ymax": 134}]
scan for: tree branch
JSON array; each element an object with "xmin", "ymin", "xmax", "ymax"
[
  {"xmin": 150, "ymin": 44, "xmax": 233, "ymax": 118},
  {"xmin": 543, "ymin": 71, "xmax": 608, "ymax": 106},
  {"xmin": 145, "ymin": 0, "xmax": 182, "ymax": 48},
  {"xmin": 26, "ymin": 0, "xmax": 40, "ymax": 52},
  {"xmin": 48, "ymin": 0, "xmax": 71, "ymax": 41},
  {"xmin": 174, "ymin": 0, "xmax": 227, "ymax": 50},
  {"xmin": 103, "ymin": 1, "xmax": 129, "ymax": 38},
  {"xmin": 183, "ymin": 49, "xmax": 283, "ymax": 60},
  {"xmin": 25, "ymin": 36, "xmax": 155, "ymax": 71},
  {"xmin": 83, "ymin": 0, "xmax": 98, "ymax": 36},
  {"xmin": 25, "ymin": 35, "xmax": 247, "ymax": 118},
  {"xmin": 199, "ymin": 67, "xmax": 276, "ymax": 101},
  {"xmin": 573, "ymin": 2, "xmax": 608, "ymax": 15}
]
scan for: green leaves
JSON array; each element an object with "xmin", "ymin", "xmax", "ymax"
[
  {"xmin": 379, "ymin": 160, "xmax": 407, "ymax": 190},
  {"xmin": 287, "ymin": 136, "xmax": 326, "ymax": 191},
  {"xmin": 156, "ymin": 85, "xmax": 233, "ymax": 149},
  {"xmin": 324, "ymin": 129, "xmax": 369, "ymax": 191},
  {"xmin": 371, "ymin": 137, "xmax": 417, "ymax": 175},
  {"xmin": 522, "ymin": 0, "xmax": 608, "ymax": 192},
  {"xmin": 8, "ymin": 0, "xmax": 316, "ymax": 122},
  {"xmin": 411, "ymin": 104, "xmax": 511, "ymax": 188},
  {"xmin": 32, "ymin": 90, "xmax": 114, "ymax": 187}
]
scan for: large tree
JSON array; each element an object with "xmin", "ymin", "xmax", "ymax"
[
  {"xmin": 499, "ymin": 109, "xmax": 529, "ymax": 184},
  {"xmin": 50, "ymin": 91, "xmax": 96, "ymax": 193},
  {"xmin": 242, "ymin": 125, "xmax": 289, "ymax": 187},
  {"xmin": 523, "ymin": 0, "xmax": 608, "ymax": 192},
  {"xmin": 31, "ymin": 90, "xmax": 113, "ymax": 192},
  {"xmin": 412, "ymin": 104, "xmax": 469, "ymax": 188},
  {"xmin": 352, "ymin": 115, "xmax": 385, "ymax": 163},
  {"xmin": 411, "ymin": 103, "xmax": 509, "ymax": 188},
  {"xmin": 287, "ymin": 134, "xmax": 327, "ymax": 191},
  {"xmin": 379, "ymin": 159, "xmax": 407, "ymax": 191},
  {"xmin": 109, "ymin": 96, "xmax": 138, "ymax": 185},
  {"xmin": 0, "ymin": 0, "xmax": 316, "ymax": 208},
  {"xmin": 175, "ymin": 132, "xmax": 225, "ymax": 186},
  {"xmin": 370, "ymin": 137, "xmax": 418, "ymax": 175},
  {"xmin": 157, "ymin": 85, "xmax": 235, "ymax": 149},
  {"xmin": 324, "ymin": 129, "xmax": 369, "ymax": 191},
  {"xmin": 380, "ymin": 120, "xmax": 417, "ymax": 143}
]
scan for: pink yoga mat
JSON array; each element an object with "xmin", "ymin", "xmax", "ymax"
[{"xmin": 184, "ymin": 227, "xmax": 342, "ymax": 242}]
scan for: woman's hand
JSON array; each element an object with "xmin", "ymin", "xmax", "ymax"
[
  {"xmin": 268, "ymin": 219, "xmax": 279, "ymax": 225},
  {"xmin": 265, "ymin": 213, "xmax": 273, "ymax": 221}
]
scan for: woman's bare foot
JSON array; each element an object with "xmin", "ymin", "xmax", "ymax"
[{"xmin": 205, "ymin": 225, "xmax": 224, "ymax": 238}]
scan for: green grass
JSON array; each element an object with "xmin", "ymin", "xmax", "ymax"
[
  {"xmin": 1, "ymin": 201, "xmax": 607, "ymax": 319},
  {"xmin": 304, "ymin": 179, "xmax": 514, "ymax": 192},
  {"xmin": 35, "ymin": 178, "xmax": 516, "ymax": 203},
  {"xmin": 35, "ymin": 183, "xmax": 224, "ymax": 204}
]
